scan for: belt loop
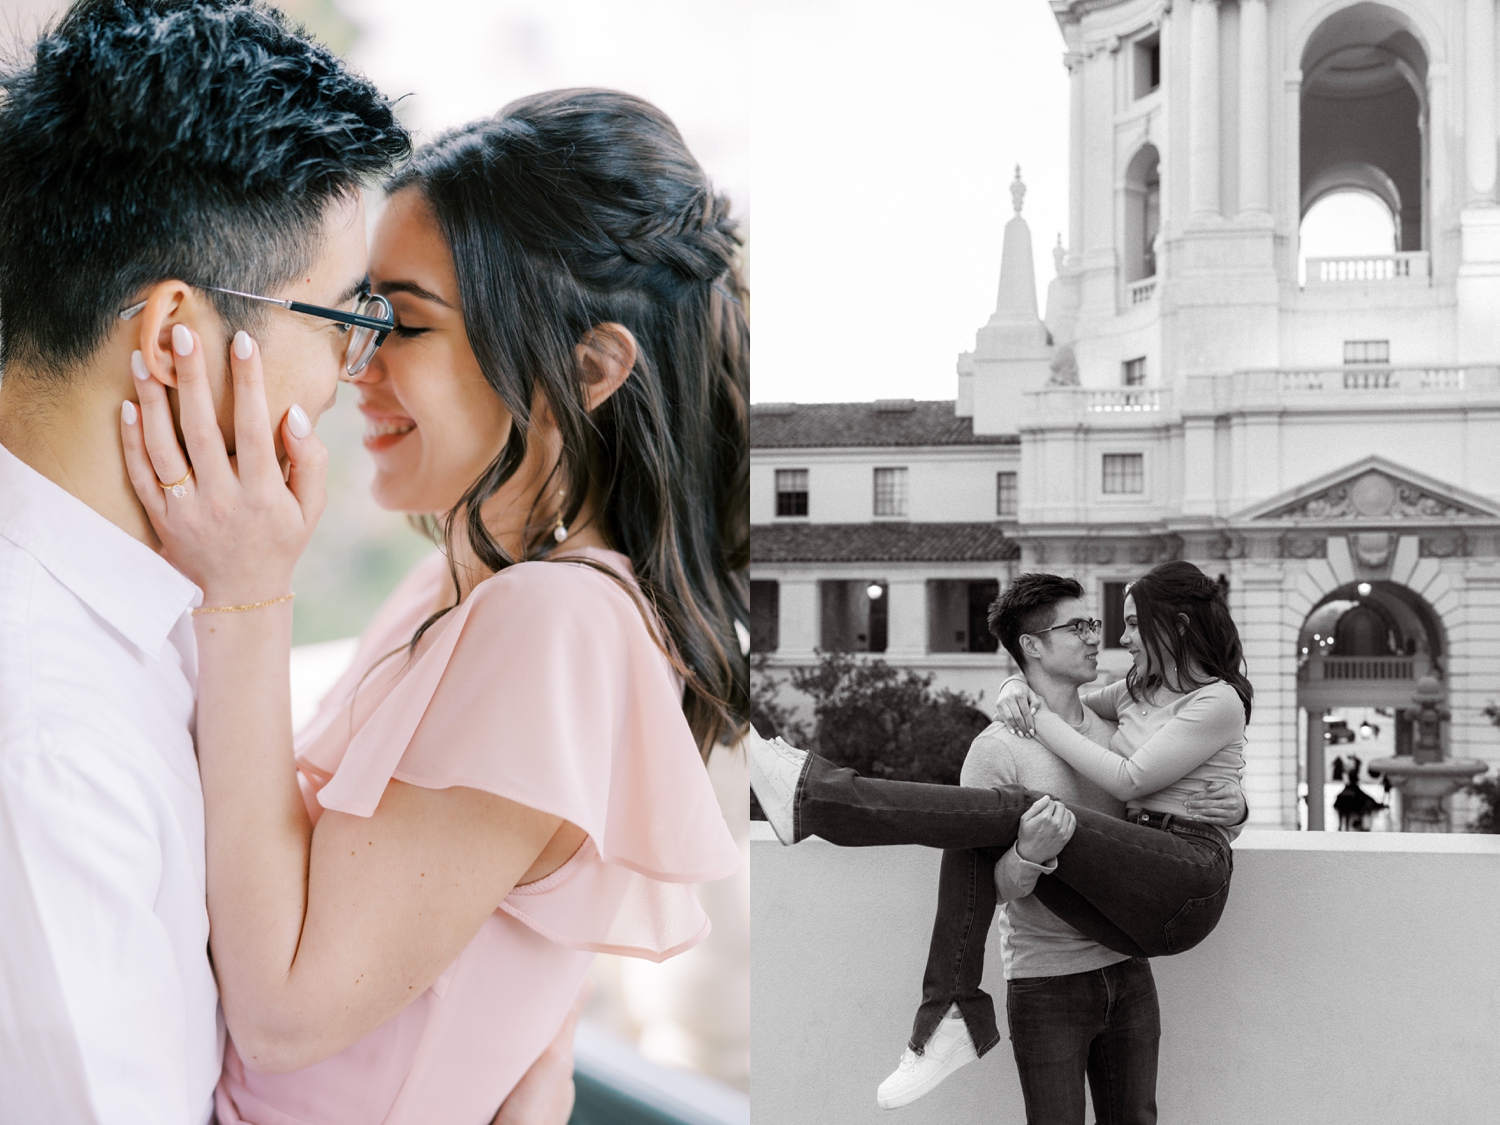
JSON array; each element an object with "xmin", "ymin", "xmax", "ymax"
[{"xmin": 1160, "ymin": 813, "xmax": 1174, "ymax": 832}]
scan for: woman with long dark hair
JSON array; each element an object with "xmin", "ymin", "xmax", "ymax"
[
  {"xmin": 749, "ymin": 561, "xmax": 1251, "ymax": 1101},
  {"xmin": 120, "ymin": 90, "xmax": 745, "ymax": 1123}
]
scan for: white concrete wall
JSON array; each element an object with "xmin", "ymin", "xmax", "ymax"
[
  {"xmin": 752, "ymin": 447, "xmax": 1018, "ymax": 525},
  {"xmin": 751, "ymin": 826, "xmax": 1500, "ymax": 1125}
]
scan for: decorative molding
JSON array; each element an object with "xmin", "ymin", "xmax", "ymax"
[
  {"xmin": 1258, "ymin": 470, "xmax": 1488, "ymax": 523},
  {"xmin": 1419, "ymin": 532, "xmax": 1469, "ymax": 559},
  {"xmin": 1280, "ymin": 534, "xmax": 1327, "ymax": 560},
  {"xmin": 1065, "ymin": 535, "xmax": 1181, "ymax": 566},
  {"xmin": 1205, "ymin": 531, "xmax": 1247, "ymax": 560},
  {"xmin": 1350, "ymin": 532, "xmax": 1395, "ymax": 569}
]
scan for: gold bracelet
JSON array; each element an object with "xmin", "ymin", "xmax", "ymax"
[{"xmin": 190, "ymin": 593, "xmax": 296, "ymax": 616}]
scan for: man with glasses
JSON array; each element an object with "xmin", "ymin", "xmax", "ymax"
[
  {"xmin": 0, "ymin": 3, "xmax": 569, "ymax": 1122},
  {"xmin": 878, "ymin": 574, "xmax": 1244, "ymax": 1122}
]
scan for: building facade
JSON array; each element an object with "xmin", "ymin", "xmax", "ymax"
[{"xmin": 750, "ymin": 0, "xmax": 1500, "ymax": 830}]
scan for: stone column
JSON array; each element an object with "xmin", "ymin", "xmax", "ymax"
[
  {"xmin": 1067, "ymin": 52, "xmax": 1085, "ymax": 263},
  {"xmin": 1188, "ymin": 0, "xmax": 1221, "ymax": 217},
  {"xmin": 777, "ymin": 577, "xmax": 819, "ymax": 656},
  {"xmin": 1306, "ymin": 709, "xmax": 1325, "ymax": 831},
  {"xmin": 1237, "ymin": 0, "xmax": 1269, "ymax": 215},
  {"xmin": 1466, "ymin": 0, "xmax": 1496, "ymax": 202},
  {"xmin": 882, "ymin": 577, "xmax": 928, "ymax": 658}
]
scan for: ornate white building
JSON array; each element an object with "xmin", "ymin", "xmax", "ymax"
[{"xmin": 751, "ymin": 0, "xmax": 1500, "ymax": 830}]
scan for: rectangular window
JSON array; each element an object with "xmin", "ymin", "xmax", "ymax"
[
  {"xmin": 1122, "ymin": 357, "xmax": 1147, "ymax": 387},
  {"xmin": 873, "ymin": 467, "xmax": 909, "ymax": 517},
  {"xmin": 820, "ymin": 580, "xmax": 887, "ymax": 653},
  {"xmin": 775, "ymin": 469, "xmax": 808, "ymax": 517},
  {"xmin": 996, "ymin": 471, "xmax": 1018, "ymax": 517},
  {"xmin": 927, "ymin": 580, "xmax": 1001, "ymax": 653},
  {"xmin": 750, "ymin": 580, "xmax": 779, "ymax": 653},
  {"xmin": 1102, "ymin": 581, "xmax": 1128, "ymax": 650},
  {"xmin": 1344, "ymin": 339, "xmax": 1390, "ymax": 365},
  {"xmin": 1134, "ymin": 34, "xmax": 1161, "ymax": 99},
  {"xmin": 1102, "ymin": 453, "xmax": 1145, "ymax": 494}
]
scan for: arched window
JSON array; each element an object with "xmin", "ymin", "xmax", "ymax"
[
  {"xmin": 1300, "ymin": 6, "xmax": 1427, "ymax": 259},
  {"xmin": 1123, "ymin": 144, "xmax": 1160, "ymax": 283}
]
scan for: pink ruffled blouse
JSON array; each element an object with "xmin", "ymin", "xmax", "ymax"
[{"xmin": 215, "ymin": 547, "xmax": 741, "ymax": 1125}]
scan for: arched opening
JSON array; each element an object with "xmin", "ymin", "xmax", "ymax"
[
  {"xmin": 1299, "ymin": 4, "xmax": 1427, "ymax": 281},
  {"xmin": 1298, "ymin": 189, "xmax": 1399, "ymax": 285},
  {"xmin": 1295, "ymin": 579, "xmax": 1446, "ymax": 831},
  {"xmin": 1123, "ymin": 144, "xmax": 1160, "ymax": 284}
]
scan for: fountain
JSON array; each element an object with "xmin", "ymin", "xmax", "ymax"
[{"xmin": 1366, "ymin": 674, "xmax": 1489, "ymax": 831}]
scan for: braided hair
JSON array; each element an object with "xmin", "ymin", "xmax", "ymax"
[
  {"xmin": 1124, "ymin": 561, "xmax": 1253, "ymax": 722},
  {"xmin": 384, "ymin": 89, "xmax": 748, "ymax": 756}
]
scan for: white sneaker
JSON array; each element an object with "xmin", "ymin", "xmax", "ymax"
[
  {"xmin": 876, "ymin": 1010, "xmax": 979, "ymax": 1110},
  {"xmin": 746, "ymin": 726, "xmax": 806, "ymax": 845}
]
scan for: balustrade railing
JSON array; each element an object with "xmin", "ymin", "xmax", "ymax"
[
  {"xmin": 1304, "ymin": 252, "xmax": 1430, "ymax": 286},
  {"xmin": 1127, "ymin": 277, "xmax": 1157, "ymax": 305},
  {"xmin": 1273, "ymin": 367, "xmax": 1466, "ymax": 393},
  {"xmin": 1087, "ymin": 389, "xmax": 1162, "ymax": 412},
  {"xmin": 1299, "ymin": 655, "xmax": 1419, "ymax": 683}
]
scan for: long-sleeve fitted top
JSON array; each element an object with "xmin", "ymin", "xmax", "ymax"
[
  {"xmin": 1032, "ymin": 678, "xmax": 1248, "ymax": 841},
  {"xmin": 961, "ymin": 713, "xmax": 1131, "ymax": 979}
]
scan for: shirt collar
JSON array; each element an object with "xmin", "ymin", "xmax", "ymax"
[{"xmin": 0, "ymin": 442, "xmax": 200, "ymax": 658}]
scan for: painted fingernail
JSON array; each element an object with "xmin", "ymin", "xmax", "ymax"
[
  {"xmin": 121, "ymin": 400, "xmax": 138, "ymax": 426},
  {"xmin": 131, "ymin": 350, "xmax": 149, "ymax": 381},
  {"xmin": 172, "ymin": 324, "xmax": 193, "ymax": 357},
  {"xmin": 287, "ymin": 404, "xmax": 312, "ymax": 439},
  {"xmin": 233, "ymin": 331, "xmax": 253, "ymax": 360}
]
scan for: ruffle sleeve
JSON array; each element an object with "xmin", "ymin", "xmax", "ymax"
[{"xmin": 304, "ymin": 557, "xmax": 741, "ymax": 962}]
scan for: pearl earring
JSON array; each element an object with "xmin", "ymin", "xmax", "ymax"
[{"xmin": 553, "ymin": 488, "xmax": 569, "ymax": 543}]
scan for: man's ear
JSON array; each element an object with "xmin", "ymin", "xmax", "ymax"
[
  {"xmin": 129, "ymin": 280, "xmax": 202, "ymax": 387},
  {"xmin": 1019, "ymin": 633, "xmax": 1042, "ymax": 663},
  {"xmin": 574, "ymin": 322, "xmax": 638, "ymax": 411}
]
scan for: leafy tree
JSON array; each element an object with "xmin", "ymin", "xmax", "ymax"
[{"xmin": 766, "ymin": 652, "xmax": 991, "ymax": 785}]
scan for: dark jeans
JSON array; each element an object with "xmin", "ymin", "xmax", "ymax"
[
  {"xmin": 1007, "ymin": 958, "xmax": 1159, "ymax": 1125},
  {"xmin": 793, "ymin": 753, "xmax": 1232, "ymax": 1053}
]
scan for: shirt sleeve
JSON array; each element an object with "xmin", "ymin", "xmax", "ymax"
[
  {"xmin": 310, "ymin": 560, "xmax": 741, "ymax": 961},
  {"xmin": 0, "ymin": 751, "xmax": 202, "ymax": 1125},
  {"xmin": 1079, "ymin": 678, "xmax": 1130, "ymax": 723},
  {"xmin": 1032, "ymin": 684, "xmax": 1246, "ymax": 801},
  {"xmin": 958, "ymin": 731, "xmax": 1044, "ymax": 903}
]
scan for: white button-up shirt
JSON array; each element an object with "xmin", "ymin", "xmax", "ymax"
[{"xmin": 0, "ymin": 442, "xmax": 221, "ymax": 1124}]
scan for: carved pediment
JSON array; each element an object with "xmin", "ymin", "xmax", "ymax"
[{"xmin": 1238, "ymin": 457, "xmax": 1500, "ymax": 525}]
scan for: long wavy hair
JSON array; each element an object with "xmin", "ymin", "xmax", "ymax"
[
  {"xmin": 1125, "ymin": 561, "xmax": 1253, "ymax": 722},
  {"xmin": 384, "ymin": 89, "xmax": 749, "ymax": 755}
]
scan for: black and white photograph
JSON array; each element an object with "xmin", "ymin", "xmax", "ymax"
[{"xmin": 750, "ymin": 1, "xmax": 1500, "ymax": 1122}]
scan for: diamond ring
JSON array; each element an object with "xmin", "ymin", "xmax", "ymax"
[{"xmin": 158, "ymin": 467, "xmax": 193, "ymax": 499}]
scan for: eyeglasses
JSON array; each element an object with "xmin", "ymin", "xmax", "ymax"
[
  {"xmin": 119, "ymin": 285, "xmax": 395, "ymax": 378},
  {"xmin": 1031, "ymin": 618, "xmax": 1104, "ymax": 641}
]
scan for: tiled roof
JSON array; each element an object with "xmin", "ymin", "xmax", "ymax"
[
  {"xmin": 751, "ymin": 522, "xmax": 1020, "ymax": 563},
  {"xmin": 750, "ymin": 400, "xmax": 1017, "ymax": 448}
]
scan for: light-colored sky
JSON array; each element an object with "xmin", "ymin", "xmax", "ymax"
[
  {"xmin": 344, "ymin": 0, "xmax": 749, "ymax": 218},
  {"xmin": 751, "ymin": 0, "xmax": 1070, "ymax": 404}
]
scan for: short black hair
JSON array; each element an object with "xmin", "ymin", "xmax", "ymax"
[
  {"xmin": 0, "ymin": 0, "xmax": 411, "ymax": 377},
  {"xmin": 987, "ymin": 573, "xmax": 1085, "ymax": 671}
]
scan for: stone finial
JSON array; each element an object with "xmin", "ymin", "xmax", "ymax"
[
  {"xmin": 1011, "ymin": 166, "xmax": 1026, "ymax": 215},
  {"xmin": 1053, "ymin": 232, "xmax": 1066, "ymax": 273}
]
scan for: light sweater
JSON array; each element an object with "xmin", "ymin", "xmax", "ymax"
[
  {"xmin": 960, "ymin": 712, "xmax": 1132, "ymax": 980},
  {"xmin": 1032, "ymin": 678, "xmax": 1248, "ymax": 841}
]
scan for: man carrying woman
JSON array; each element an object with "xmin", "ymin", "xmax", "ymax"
[{"xmin": 750, "ymin": 561, "xmax": 1253, "ymax": 1122}]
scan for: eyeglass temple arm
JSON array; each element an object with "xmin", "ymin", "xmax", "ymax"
[{"xmin": 120, "ymin": 289, "xmax": 392, "ymax": 332}]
